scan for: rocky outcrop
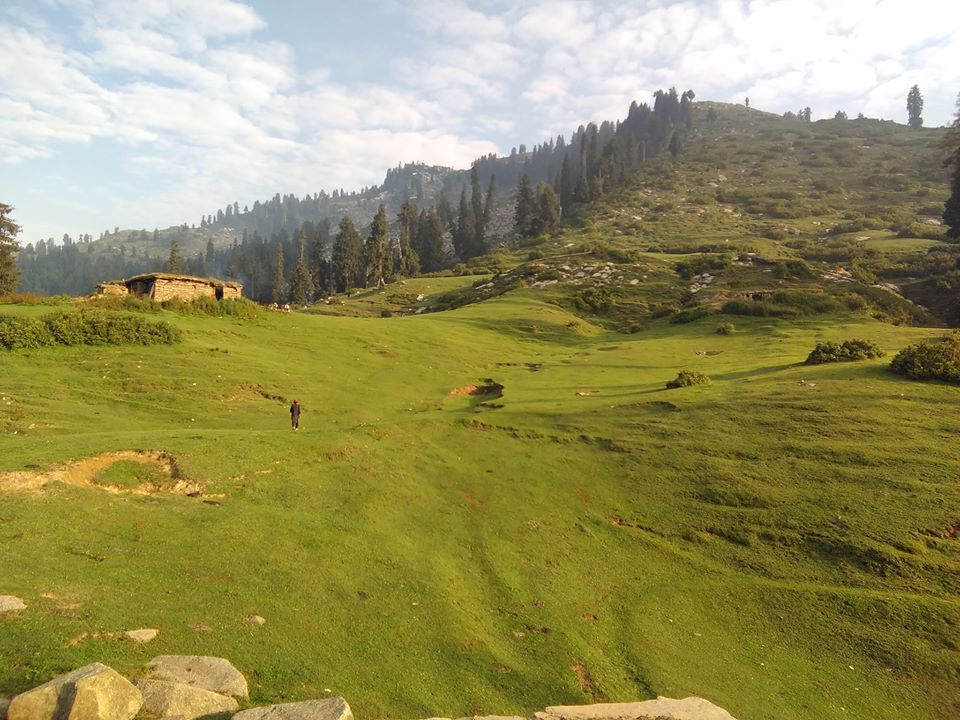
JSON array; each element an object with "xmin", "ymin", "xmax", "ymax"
[
  {"xmin": 134, "ymin": 678, "xmax": 239, "ymax": 719},
  {"xmin": 145, "ymin": 655, "xmax": 249, "ymax": 699},
  {"xmin": 535, "ymin": 698, "xmax": 737, "ymax": 720},
  {"xmin": 4, "ymin": 655, "xmax": 738, "ymax": 720},
  {"xmin": 6, "ymin": 662, "xmax": 141, "ymax": 720},
  {"xmin": 233, "ymin": 696, "xmax": 353, "ymax": 720}
]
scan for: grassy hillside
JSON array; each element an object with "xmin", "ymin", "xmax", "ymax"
[{"xmin": 1, "ymin": 296, "xmax": 958, "ymax": 720}]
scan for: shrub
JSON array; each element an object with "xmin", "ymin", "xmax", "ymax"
[
  {"xmin": 669, "ymin": 306, "xmax": 713, "ymax": 324},
  {"xmin": 0, "ymin": 316, "xmax": 55, "ymax": 349},
  {"xmin": 716, "ymin": 322, "xmax": 735, "ymax": 335},
  {"xmin": 380, "ymin": 309, "xmax": 393, "ymax": 318},
  {"xmin": 0, "ymin": 309, "xmax": 181, "ymax": 350},
  {"xmin": 675, "ymin": 254, "xmax": 732, "ymax": 280},
  {"xmin": 666, "ymin": 370, "xmax": 710, "ymax": 389},
  {"xmin": 889, "ymin": 335, "xmax": 960, "ymax": 384},
  {"xmin": 805, "ymin": 339, "xmax": 885, "ymax": 364}
]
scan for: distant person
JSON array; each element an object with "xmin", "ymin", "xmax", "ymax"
[{"xmin": 290, "ymin": 399, "xmax": 301, "ymax": 430}]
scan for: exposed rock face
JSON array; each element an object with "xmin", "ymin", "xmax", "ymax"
[
  {"xmin": 233, "ymin": 696, "xmax": 353, "ymax": 720},
  {"xmin": 535, "ymin": 698, "xmax": 738, "ymax": 720},
  {"xmin": 134, "ymin": 679, "xmax": 239, "ymax": 719},
  {"xmin": 0, "ymin": 596, "xmax": 25, "ymax": 613},
  {"xmin": 146, "ymin": 655, "xmax": 249, "ymax": 699},
  {"xmin": 7, "ymin": 662, "xmax": 142, "ymax": 720}
]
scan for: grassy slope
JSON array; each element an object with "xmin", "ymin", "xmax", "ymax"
[{"xmin": 1, "ymin": 299, "xmax": 958, "ymax": 720}]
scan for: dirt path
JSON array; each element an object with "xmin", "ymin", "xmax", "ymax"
[{"xmin": 0, "ymin": 450, "xmax": 203, "ymax": 496}]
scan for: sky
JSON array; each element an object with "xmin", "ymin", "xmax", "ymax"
[{"xmin": 2, "ymin": 0, "xmax": 959, "ymax": 246}]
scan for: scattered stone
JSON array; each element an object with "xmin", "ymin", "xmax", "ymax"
[
  {"xmin": 7, "ymin": 662, "xmax": 142, "ymax": 720},
  {"xmin": 135, "ymin": 679, "xmax": 238, "ymax": 720},
  {"xmin": 246, "ymin": 614, "xmax": 268, "ymax": 625},
  {"xmin": 0, "ymin": 596, "xmax": 25, "ymax": 613},
  {"xmin": 123, "ymin": 628, "xmax": 158, "ymax": 643},
  {"xmin": 535, "ymin": 698, "xmax": 738, "ymax": 720},
  {"xmin": 146, "ymin": 656, "xmax": 249, "ymax": 699},
  {"xmin": 234, "ymin": 696, "xmax": 353, "ymax": 720}
]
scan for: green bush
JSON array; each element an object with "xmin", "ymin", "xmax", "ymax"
[
  {"xmin": 675, "ymin": 254, "xmax": 732, "ymax": 280},
  {"xmin": 889, "ymin": 335, "xmax": 960, "ymax": 384},
  {"xmin": 0, "ymin": 309, "xmax": 182, "ymax": 350},
  {"xmin": 716, "ymin": 322, "xmax": 735, "ymax": 335},
  {"xmin": 380, "ymin": 309, "xmax": 393, "ymax": 318},
  {"xmin": 669, "ymin": 306, "xmax": 713, "ymax": 324},
  {"xmin": 161, "ymin": 297, "xmax": 262, "ymax": 319},
  {"xmin": 0, "ymin": 316, "xmax": 55, "ymax": 349},
  {"xmin": 805, "ymin": 339, "xmax": 885, "ymax": 364},
  {"xmin": 666, "ymin": 370, "xmax": 710, "ymax": 389}
]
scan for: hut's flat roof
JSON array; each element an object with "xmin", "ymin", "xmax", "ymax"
[{"xmin": 122, "ymin": 273, "xmax": 242, "ymax": 288}]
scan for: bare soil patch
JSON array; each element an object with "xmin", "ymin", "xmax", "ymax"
[
  {"xmin": 449, "ymin": 379, "xmax": 505, "ymax": 397},
  {"xmin": 0, "ymin": 450, "xmax": 205, "ymax": 497}
]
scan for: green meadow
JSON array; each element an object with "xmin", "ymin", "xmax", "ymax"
[{"xmin": 1, "ymin": 293, "xmax": 958, "ymax": 720}]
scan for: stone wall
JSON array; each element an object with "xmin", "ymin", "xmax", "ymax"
[
  {"xmin": 222, "ymin": 284, "xmax": 242, "ymax": 299},
  {"xmin": 96, "ymin": 283, "xmax": 129, "ymax": 297},
  {"xmin": 151, "ymin": 278, "xmax": 218, "ymax": 302}
]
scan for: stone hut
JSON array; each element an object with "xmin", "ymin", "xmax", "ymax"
[{"xmin": 96, "ymin": 273, "xmax": 243, "ymax": 301}]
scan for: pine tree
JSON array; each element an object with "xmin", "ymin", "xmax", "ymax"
[
  {"xmin": 365, "ymin": 204, "xmax": 390, "ymax": 288},
  {"xmin": 417, "ymin": 208, "xmax": 446, "ymax": 272},
  {"xmin": 0, "ymin": 203, "xmax": 21, "ymax": 295},
  {"xmin": 289, "ymin": 231, "xmax": 314, "ymax": 305},
  {"xmin": 559, "ymin": 153, "xmax": 575, "ymax": 216},
  {"xmin": 534, "ymin": 183, "xmax": 560, "ymax": 235},
  {"xmin": 514, "ymin": 173, "xmax": 536, "ymax": 238},
  {"xmin": 332, "ymin": 216, "xmax": 363, "ymax": 293},
  {"xmin": 470, "ymin": 166, "xmax": 485, "ymax": 256},
  {"xmin": 168, "ymin": 239, "xmax": 180, "ymax": 274},
  {"xmin": 271, "ymin": 244, "xmax": 286, "ymax": 304},
  {"xmin": 396, "ymin": 201, "xmax": 420, "ymax": 277},
  {"xmin": 454, "ymin": 188, "xmax": 476, "ymax": 260},
  {"xmin": 907, "ymin": 85, "xmax": 924, "ymax": 129},
  {"xmin": 944, "ymin": 93, "xmax": 960, "ymax": 240},
  {"xmin": 482, "ymin": 174, "xmax": 496, "ymax": 244}
]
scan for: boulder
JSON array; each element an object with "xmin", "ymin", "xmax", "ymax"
[
  {"xmin": 123, "ymin": 628, "xmax": 158, "ymax": 643},
  {"xmin": 534, "ymin": 698, "xmax": 738, "ymax": 720},
  {"xmin": 7, "ymin": 662, "xmax": 142, "ymax": 720},
  {"xmin": 0, "ymin": 696, "xmax": 9, "ymax": 720},
  {"xmin": 233, "ymin": 696, "xmax": 353, "ymax": 720},
  {"xmin": 134, "ymin": 679, "xmax": 238, "ymax": 719},
  {"xmin": 0, "ymin": 596, "xmax": 25, "ymax": 613},
  {"xmin": 145, "ymin": 655, "xmax": 248, "ymax": 699}
]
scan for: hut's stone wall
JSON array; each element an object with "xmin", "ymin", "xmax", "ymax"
[
  {"xmin": 151, "ymin": 278, "xmax": 218, "ymax": 302},
  {"xmin": 222, "ymin": 285, "xmax": 242, "ymax": 300}
]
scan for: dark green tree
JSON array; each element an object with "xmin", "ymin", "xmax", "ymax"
[
  {"xmin": 907, "ymin": 85, "xmax": 924, "ymax": 129},
  {"xmin": 396, "ymin": 201, "xmax": 420, "ymax": 277},
  {"xmin": 332, "ymin": 216, "xmax": 363, "ymax": 293},
  {"xmin": 0, "ymin": 203, "xmax": 21, "ymax": 294},
  {"xmin": 453, "ymin": 187, "xmax": 476, "ymax": 260},
  {"xmin": 168, "ymin": 239, "xmax": 180, "ymax": 274},
  {"xmin": 944, "ymin": 93, "xmax": 960, "ymax": 240},
  {"xmin": 417, "ymin": 208, "xmax": 445, "ymax": 272},
  {"xmin": 289, "ymin": 231, "xmax": 314, "ymax": 305},
  {"xmin": 365, "ymin": 204, "xmax": 391, "ymax": 288},
  {"xmin": 534, "ymin": 183, "xmax": 560, "ymax": 235},
  {"xmin": 271, "ymin": 243, "xmax": 286, "ymax": 304},
  {"xmin": 482, "ymin": 174, "xmax": 496, "ymax": 239},
  {"xmin": 514, "ymin": 173, "xmax": 537, "ymax": 238}
]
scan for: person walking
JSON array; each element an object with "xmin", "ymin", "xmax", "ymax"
[{"xmin": 290, "ymin": 399, "xmax": 301, "ymax": 430}]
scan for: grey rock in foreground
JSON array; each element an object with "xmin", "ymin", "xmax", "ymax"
[
  {"xmin": 535, "ymin": 698, "xmax": 738, "ymax": 720},
  {"xmin": 233, "ymin": 696, "xmax": 353, "ymax": 720},
  {"xmin": 146, "ymin": 655, "xmax": 249, "ymax": 699},
  {"xmin": 135, "ymin": 678, "xmax": 239, "ymax": 719},
  {"xmin": 7, "ymin": 662, "xmax": 142, "ymax": 720},
  {"xmin": 0, "ymin": 596, "xmax": 25, "ymax": 613},
  {"xmin": 0, "ymin": 696, "xmax": 9, "ymax": 720}
]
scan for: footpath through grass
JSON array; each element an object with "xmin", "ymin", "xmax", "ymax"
[{"xmin": 0, "ymin": 298, "xmax": 958, "ymax": 720}]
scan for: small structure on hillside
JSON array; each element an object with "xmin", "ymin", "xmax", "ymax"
[{"xmin": 96, "ymin": 273, "xmax": 243, "ymax": 301}]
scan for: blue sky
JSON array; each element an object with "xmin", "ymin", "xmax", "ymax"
[{"xmin": 2, "ymin": 0, "xmax": 959, "ymax": 246}]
